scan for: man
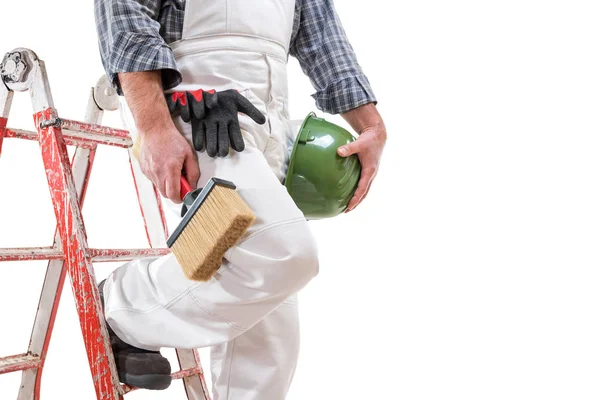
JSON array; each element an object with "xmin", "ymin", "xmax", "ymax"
[{"xmin": 94, "ymin": 0, "xmax": 386, "ymax": 398}]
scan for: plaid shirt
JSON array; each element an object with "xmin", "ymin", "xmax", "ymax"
[{"xmin": 94, "ymin": 0, "xmax": 376, "ymax": 114}]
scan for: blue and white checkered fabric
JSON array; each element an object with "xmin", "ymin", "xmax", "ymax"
[{"xmin": 94, "ymin": 0, "xmax": 377, "ymax": 114}]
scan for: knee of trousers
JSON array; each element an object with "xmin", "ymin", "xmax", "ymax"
[{"xmin": 227, "ymin": 217, "xmax": 319, "ymax": 298}]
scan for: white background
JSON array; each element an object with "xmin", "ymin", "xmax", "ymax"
[{"xmin": 1, "ymin": 1, "xmax": 600, "ymax": 399}]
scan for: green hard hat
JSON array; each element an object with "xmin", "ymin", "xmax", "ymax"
[{"xmin": 285, "ymin": 112, "xmax": 361, "ymax": 219}]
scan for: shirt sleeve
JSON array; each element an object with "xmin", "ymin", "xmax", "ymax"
[
  {"xmin": 94, "ymin": 0, "xmax": 182, "ymax": 94},
  {"xmin": 290, "ymin": 0, "xmax": 377, "ymax": 114}
]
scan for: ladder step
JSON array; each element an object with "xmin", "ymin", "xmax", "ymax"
[
  {"xmin": 122, "ymin": 366, "xmax": 204, "ymax": 395},
  {"xmin": 88, "ymin": 248, "xmax": 170, "ymax": 262},
  {"xmin": 0, "ymin": 247, "xmax": 64, "ymax": 262},
  {"xmin": 4, "ymin": 128, "xmax": 133, "ymax": 149},
  {"xmin": 0, "ymin": 353, "xmax": 41, "ymax": 375},
  {"xmin": 0, "ymin": 247, "xmax": 170, "ymax": 262}
]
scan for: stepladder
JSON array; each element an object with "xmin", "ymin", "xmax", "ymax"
[{"xmin": 0, "ymin": 48, "xmax": 211, "ymax": 399}]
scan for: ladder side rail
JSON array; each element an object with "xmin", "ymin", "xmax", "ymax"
[
  {"xmin": 17, "ymin": 87, "xmax": 103, "ymax": 400},
  {"xmin": 0, "ymin": 78, "xmax": 13, "ymax": 155},
  {"xmin": 21, "ymin": 51, "xmax": 122, "ymax": 400},
  {"xmin": 0, "ymin": 45, "xmax": 211, "ymax": 399}
]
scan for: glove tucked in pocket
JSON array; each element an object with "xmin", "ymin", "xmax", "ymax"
[{"xmin": 166, "ymin": 89, "xmax": 266, "ymax": 157}]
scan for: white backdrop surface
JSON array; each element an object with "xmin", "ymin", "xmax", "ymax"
[{"xmin": 1, "ymin": 1, "xmax": 600, "ymax": 399}]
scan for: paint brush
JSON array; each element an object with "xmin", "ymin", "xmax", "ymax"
[
  {"xmin": 169, "ymin": 176, "xmax": 255, "ymax": 281},
  {"xmin": 132, "ymin": 136, "xmax": 255, "ymax": 281}
]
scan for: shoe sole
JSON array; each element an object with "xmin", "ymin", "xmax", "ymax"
[{"xmin": 121, "ymin": 373, "xmax": 172, "ymax": 390}]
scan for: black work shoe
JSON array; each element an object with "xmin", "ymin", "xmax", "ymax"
[{"xmin": 99, "ymin": 280, "xmax": 172, "ymax": 390}]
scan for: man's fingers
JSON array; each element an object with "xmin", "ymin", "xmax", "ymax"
[
  {"xmin": 338, "ymin": 140, "xmax": 362, "ymax": 157},
  {"xmin": 346, "ymin": 167, "xmax": 376, "ymax": 212},
  {"xmin": 183, "ymin": 150, "xmax": 200, "ymax": 190},
  {"xmin": 152, "ymin": 174, "xmax": 167, "ymax": 201},
  {"xmin": 141, "ymin": 163, "xmax": 166, "ymax": 198},
  {"xmin": 165, "ymin": 172, "xmax": 182, "ymax": 203},
  {"xmin": 348, "ymin": 177, "xmax": 374, "ymax": 212},
  {"xmin": 233, "ymin": 92, "xmax": 266, "ymax": 125},
  {"xmin": 346, "ymin": 176, "xmax": 369, "ymax": 211}
]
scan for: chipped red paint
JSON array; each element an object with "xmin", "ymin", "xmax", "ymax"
[
  {"xmin": 0, "ymin": 353, "xmax": 41, "ymax": 375},
  {"xmin": 122, "ymin": 365, "xmax": 206, "ymax": 395},
  {"xmin": 59, "ymin": 118, "xmax": 130, "ymax": 139},
  {"xmin": 35, "ymin": 108, "xmax": 121, "ymax": 400},
  {"xmin": 172, "ymin": 366, "xmax": 204, "ymax": 381},
  {"xmin": 4, "ymin": 127, "xmax": 130, "ymax": 149},
  {"xmin": 0, "ymin": 117, "xmax": 7, "ymax": 155},
  {"xmin": 0, "ymin": 51, "xmax": 210, "ymax": 399},
  {"xmin": 27, "ymin": 146, "xmax": 98, "ymax": 400},
  {"xmin": 0, "ymin": 247, "xmax": 64, "ymax": 261},
  {"xmin": 88, "ymin": 248, "xmax": 170, "ymax": 262},
  {"xmin": 0, "ymin": 247, "xmax": 169, "ymax": 262},
  {"xmin": 4, "ymin": 127, "xmax": 40, "ymax": 141}
]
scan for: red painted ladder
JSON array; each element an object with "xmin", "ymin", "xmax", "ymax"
[{"xmin": 0, "ymin": 48, "xmax": 211, "ymax": 400}]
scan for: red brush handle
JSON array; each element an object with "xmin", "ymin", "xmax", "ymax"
[{"xmin": 180, "ymin": 176, "xmax": 193, "ymax": 199}]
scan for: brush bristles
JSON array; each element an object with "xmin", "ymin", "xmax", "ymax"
[{"xmin": 171, "ymin": 185, "xmax": 255, "ymax": 281}]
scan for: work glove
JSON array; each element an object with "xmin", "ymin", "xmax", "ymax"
[
  {"xmin": 166, "ymin": 91, "xmax": 195, "ymax": 122},
  {"xmin": 166, "ymin": 89, "xmax": 266, "ymax": 157}
]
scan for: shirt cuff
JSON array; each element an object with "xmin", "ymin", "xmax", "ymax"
[
  {"xmin": 107, "ymin": 32, "xmax": 182, "ymax": 95},
  {"xmin": 312, "ymin": 73, "xmax": 378, "ymax": 115}
]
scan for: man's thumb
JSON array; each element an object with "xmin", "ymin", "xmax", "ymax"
[{"xmin": 338, "ymin": 141, "xmax": 360, "ymax": 157}]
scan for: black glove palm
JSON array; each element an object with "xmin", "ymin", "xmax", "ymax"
[{"xmin": 166, "ymin": 89, "xmax": 266, "ymax": 157}]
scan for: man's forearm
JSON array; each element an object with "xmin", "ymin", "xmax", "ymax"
[
  {"xmin": 119, "ymin": 71, "xmax": 174, "ymax": 136},
  {"xmin": 342, "ymin": 103, "xmax": 386, "ymax": 138}
]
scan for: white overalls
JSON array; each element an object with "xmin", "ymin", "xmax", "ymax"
[{"xmin": 104, "ymin": 1, "xmax": 319, "ymax": 398}]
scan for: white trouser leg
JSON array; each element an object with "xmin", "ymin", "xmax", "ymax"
[
  {"xmin": 103, "ymin": 139, "xmax": 318, "ymax": 350},
  {"xmin": 210, "ymin": 296, "xmax": 300, "ymax": 400}
]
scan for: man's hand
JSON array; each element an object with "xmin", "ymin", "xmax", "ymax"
[
  {"xmin": 138, "ymin": 125, "xmax": 200, "ymax": 203},
  {"xmin": 120, "ymin": 71, "xmax": 200, "ymax": 203},
  {"xmin": 339, "ymin": 103, "xmax": 386, "ymax": 212}
]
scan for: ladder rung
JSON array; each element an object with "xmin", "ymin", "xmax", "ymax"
[
  {"xmin": 172, "ymin": 366, "xmax": 204, "ymax": 380},
  {"xmin": 4, "ymin": 126, "xmax": 132, "ymax": 149},
  {"xmin": 0, "ymin": 353, "xmax": 41, "ymax": 375},
  {"xmin": 59, "ymin": 118, "xmax": 130, "ymax": 140},
  {"xmin": 0, "ymin": 247, "xmax": 63, "ymax": 262},
  {"xmin": 88, "ymin": 248, "xmax": 170, "ymax": 262},
  {"xmin": 122, "ymin": 366, "xmax": 204, "ymax": 394},
  {"xmin": 0, "ymin": 247, "xmax": 170, "ymax": 262}
]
